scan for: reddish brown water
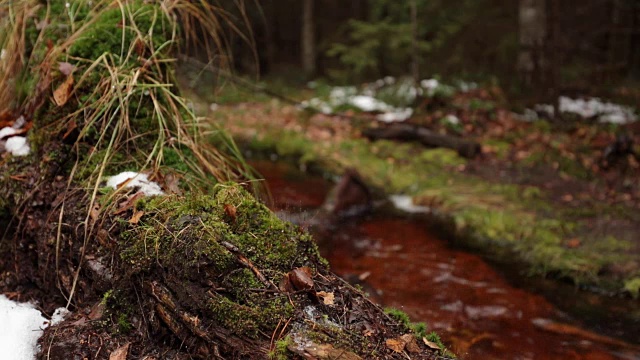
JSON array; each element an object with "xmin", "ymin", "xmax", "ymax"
[{"xmin": 252, "ymin": 160, "xmax": 640, "ymax": 360}]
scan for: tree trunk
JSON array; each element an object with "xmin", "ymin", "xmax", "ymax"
[
  {"xmin": 410, "ymin": 0, "xmax": 420, "ymax": 84},
  {"xmin": 517, "ymin": 0, "xmax": 547, "ymax": 87},
  {"xmin": 301, "ymin": 0, "xmax": 316, "ymax": 77}
]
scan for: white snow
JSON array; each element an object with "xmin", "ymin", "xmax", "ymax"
[
  {"xmin": 443, "ymin": 114, "xmax": 460, "ymax": 125},
  {"xmin": 106, "ymin": 171, "xmax": 164, "ymax": 196},
  {"xmin": 421, "ymin": 78, "xmax": 439, "ymax": 92},
  {"xmin": 5, "ymin": 136, "xmax": 31, "ymax": 156},
  {"xmin": 300, "ymin": 82, "xmax": 414, "ymax": 122},
  {"xmin": 349, "ymin": 95, "xmax": 392, "ymax": 112},
  {"xmin": 0, "ymin": 295, "xmax": 69, "ymax": 360},
  {"xmin": 0, "ymin": 126, "xmax": 18, "ymax": 139},
  {"xmin": 377, "ymin": 108, "xmax": 413, "ymax": 122},
  {"xmin": 50, "ymin": 308, "xmax": 70, "ymax": 326},
  {"xmin": 528, "ymin": 96, "xmax": 637, "ymax": 124},
  {"xmin": 457, "ymin": 80, "xmax": 478, "ymax": 92},
  {"xmin": 389, "ymin": 195, "xmax": 430, "ymax": 213},
  {"xmin": 559, "ymin": 96, "xmax": 637, "ymax": 124}
]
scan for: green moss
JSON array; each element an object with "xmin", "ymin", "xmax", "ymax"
[
  {"xmin": 120, "ymin": 184, "xmax": 320, "ymax": 337},
  {"xmin": 117, "ymin": 313, "xmax": 133, "ymax": 333},
  {"xmin": 268, "ymin": 336, "xmax": 292, "ymax": 360},
  {"xmin": 624, "ymin": 278, "xmax": 640, "ymax": 299},
  {"xmin": 68, "ymin": 1, "xmax": 170, "ymax": 61},
  {"xmin": 384, "ymin": 307, "xmax": 411, "ymax": 326}
]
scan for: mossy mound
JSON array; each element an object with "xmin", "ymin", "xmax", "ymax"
[{"xmin": 119, "ymin": 184, "xmax": 320, "ymax": 339}]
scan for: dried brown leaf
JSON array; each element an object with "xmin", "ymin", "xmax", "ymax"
[
  {"xmin": 423, "ymin": 337, "xmax": 441, "ymax": 350},
  {"xmin": 109, "ymin": 342, "xmax": 130, "ymax": 360},
  {"xmin": 566, "ymin": 238, "xmax": 581, "ymax": 248},
  {"xmin": 386, "ymin": 337, "xmax": 407, "ymax": 352},
  {"xmin": 224, "ymin": 204, "xmax": 237, "ymax": 222},
  {"xmin": 401, "ymin": 334, "xmax": 421, "ymax": 353},
  {"xmin": 113, "ymin": 192, "xmax": 145, "ymax": 215},
  {"xmin": 129, "ymin": 210, "xmax": 145, "ymax": 224},
  {"xmin": 164, "ymin": 173, "xmax": 182, "ymax": 195},
  {"xmin": 53, "ymin": 75, "xmax": 74, "ymax": 106},
  {"xmin": 90, "ymin": 203, "xmax": 100, "ymax": 223},
  {"xmin": 63, "ymin": 119, "xmax": 77, "ymax": 140},
  {"xmin": 278, "ymin": 273, "xmax": 293, "ymax": 292},
  {"xmin": 88, "ymin": 301, "xmax": 106, "ymax": 320},
  {"xmin": 290, "ymin": 266, "xmax": 314, "ymax": 291},
  {"xmin": 316, "ymin": 291, "xmax": 335, "ymax": 305}
]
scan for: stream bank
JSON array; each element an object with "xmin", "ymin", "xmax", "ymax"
[
  {"xmin": 251, "ymin": 159, "xmax": 640, "ymax": 360},
  {"xmin": 199, "ymin": 98, "xmax": 640, "ymax": 297}
]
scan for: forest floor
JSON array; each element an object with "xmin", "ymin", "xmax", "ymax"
[{"xmin": 180, "ymin": 73, "xmax": 640, "ymax": 297}]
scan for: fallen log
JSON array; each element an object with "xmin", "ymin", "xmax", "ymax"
[{"xmin": 363, "ymin": 124, "xmax": 481, "ymax": 158}]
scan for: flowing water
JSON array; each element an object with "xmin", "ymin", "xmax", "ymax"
[{"xmin": 252, "ymin": 160, "xmax": 640, "ymax": 360}]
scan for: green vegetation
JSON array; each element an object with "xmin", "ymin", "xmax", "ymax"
[
  {"xmin": 384, "ymin": 308, "xmax": 453, "ymax": 357},
  {"xmin": 121, "ymin": 184, "xmax": 320, "ymax": 338},
  {"xmin": 268, "ymin": 336, "xmax": 292, "ymax": 360},
  {"xmin": 208, "ymin": 95, "xmax": 638, "ymax": 294}
]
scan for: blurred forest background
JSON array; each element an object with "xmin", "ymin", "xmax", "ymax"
[{"xmin": 208, "ymin": 0, "xmax": 640, "ymax": 107}]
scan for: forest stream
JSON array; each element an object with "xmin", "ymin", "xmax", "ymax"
[{"xmin": 251, "ymin": 159, "xmax": 640, "ymax": 360}]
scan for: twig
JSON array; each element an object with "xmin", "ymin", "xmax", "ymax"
[{"xmin": 220, "ymin": 240, "xmax": 279, "ymax": 290}]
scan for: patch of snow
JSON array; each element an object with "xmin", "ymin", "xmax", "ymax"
[
  {"xmin": 0, "ymin": 126, "xmax": 18, "ymax": 139},
  {"xmin": 5, "ymin": 136, "xmax": 30, "ymax": 156},
  {"xmin": 301, "ymin": 83, "xmax": 414, "ymax": 122},
  {"xmin": 377, "ymin": 108, "xmax": 413, "ymax": 123},
  {"xmin": 443, "ymin": 114, "xmax": 460, "ymax": 125},
  {"xmin": 526, "ymin": 97, "xmax": 637, "ymax": 124},
  {"xmin": 420, "ymin": 78, "xmax": 440, "ymax": 96},
  {"xmin": 0, "ymin": 295, "xmax": 69, "ymax": 360},
  {"xmin": 50, "ymin": 308, "xmax": 70, "ymax": 326},
  {"xmin": 106, "ymin": 172, "xmax": 164, "ymax": 196},
  {"xmin": 559, "ymin": 96, "xmax": 637, "ymax": 124},
  {"xmin": 349, "ymin": 95, "xmax": 392, "ymax": 112},
  {"xmin": 389, "ymin": 195, "xmax": 430, "ymax": 213},
  {"xmin": 458, "ymin": 80, "xmax": 478, "ymax": 92}
]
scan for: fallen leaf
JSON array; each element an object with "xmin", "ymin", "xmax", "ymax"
[
  {"xmin": 561, "ymin": 194, "xmax": 573, "ymax": 202},
  {"xmin": 278, "ymin": 273, "xmax": 293, "ymax": 292},
  {"xmin": 163, "ymin": 172, "xmax": 182, "ymax": 195},
  {"xmin": 401, "ymin": 334, "xmax": 421, "ymax": 353},
  {"xmin": 423, "ymin": 337, "xmax": 441, "ymax": 350},
  {"xmin": 288, "ymin": 340, "xmax": 362, "ymax": 359},
  {"xmin": 109, "ymin": 342, "xmax": 130, "ymax": 360},
  {"xmin": 289, "ymin": 266, "xmax": 314, "ymax": 291},
  {"xmin": 129, "ymin": 210, "xmax": 144, "ymax": 224},
  {"xmin": 566, "ymin": 238, "xmax": 581, "ymax": 248},
  {"xmin": 358, "ymin": 271, "xmax": 371, "ymax": 281},
  {"xmin": 88, "ymin": 301, "xmax": 106, "ymax": 320},
  {"xmin": 316, "ymin": 291, "xmax": 335, "ymax": 305},
  {"xmin": 386, "ymin": 337, "xmax": 406, "ymax": 352},
  {"xmin": 113, "ymin": 192, "xmax": 145, "ymax": 215},
  {"xmin": 58, "ymin": 62, "xmax": 77, "ymax": 76},
  {"xmin": 224, "ymin": 204, "xmax": 237, "ymax": 222},
  {"xmin": 62, "ymin": 119, "xmax": 77, "ymax": 140},
  {"xmin": 71, "ymin": 317, "xmax": 87, "ymax": 327},
  {"xmin": 53, "ymin": 75, "xmax": 74, "ymax": 106},
  {"xmin": 90, "ymin": 203, "xmax": 100, "ymax": 223}
]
